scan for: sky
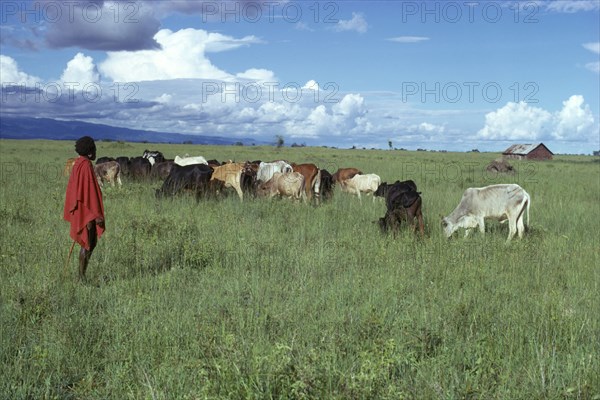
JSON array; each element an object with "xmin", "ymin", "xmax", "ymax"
[{"xmin": 1, "ymin": 0, "xmax": 599, "ymax": 153}]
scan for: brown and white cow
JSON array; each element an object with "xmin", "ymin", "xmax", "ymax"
[
  {"xmin": 94, "ymin": 161, "xmax": 122, "ymax": 188},
  {"xmin": 256, "ymin": 172, "xmax": 306, "ymax": 202},
  {"xmin": 291, "ymin": 163, "xmax": 321, "ymax": 203},
  {"xmin": 332, "ymin": 167, "xmax": 362, "ymax": 189},
  {"xmin": 442, "ymin": 183, "xmax": 530, "ymax": 242},
  {"xmin": 210, "ymin": 162, "xmax": 245, "ymax": 200}
]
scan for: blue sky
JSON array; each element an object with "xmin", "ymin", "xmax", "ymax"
[{"xmin": 1, "ymin": 0, "xmax": 599, "ymax": 153}]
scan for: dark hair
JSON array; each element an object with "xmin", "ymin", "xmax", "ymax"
[{"xmin": 75, "ymin": 136, "xmax": 96, "ymax": 156}]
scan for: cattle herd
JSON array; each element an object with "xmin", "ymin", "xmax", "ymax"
[{"xmin": 63, "ymin": 149, "xmax": 531, "ymax": 241}]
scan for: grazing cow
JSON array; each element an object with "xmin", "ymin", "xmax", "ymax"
[
  {"xmin": 94, "ymin": 161, "xmax": 122, "ymax": 188},
  {"xmin": 332, "ymin": 168, "xmax": 362, "ymax": 188},
  {"xmin": 129, "ymin": 156, "xmax": 152, "ymax": 179},
  {"xmin": 319, "ymin": 169, "xmax": 334, "ymax": 201},
  {"xmin": 210, "ymin": 162, "xmax": 245, "ymax": 200},
  {"xmin": 377, "ymin": 180, "xmax": 424, "ymax": 236},
  {"xmin": 142, "ymin": 150, "xmax": 165, "ymax": 166},
  {"xmin": 341, "ymin": 173, "xmax": 381, "ymax": 202},
  {"xmin": 151, "ymin": 160, "xmax": 174, "ymax": 180},
  {"xmin": 115, "ymin": 156, "xmax": 131, "ymax": 177},
  {"xmin": 96, "ymin": 156, "xmax": 115, "ymax": 165},
  {"xmin": 63, "ymin": 157, "xmax": 77, "ymax": 177},
  {"xmin": 257, "ymin": 172, "xmax": 306, "ymax": 202},
  {"xmin": 374, "ymin": 180, "xmax": 418, "ymax": 200},
  {"xmin": 174, "ymin": 155, "xmax": 208, "ymax": 166},
  {"xmin": 291, "ymin": 163, "xmax": 321, "ymax": 204},
  {"xmin": 155, "ymin": 164, "xmax": 213, "ymax": 200},
  {"xmin": 256, "ymin": 160, "xmax": 293, "ymax": 183},
  {"xmin": 442, "ymin": 183, "xmax": 530, "ymax": 241}
]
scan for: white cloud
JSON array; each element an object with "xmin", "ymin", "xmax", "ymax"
[
  {"xmin": 154, "ymin": 93, "xmax": 172, "ymax": 103},
  {"xmin": 585, "ymin": 62, "xmax": 600, "ymax": 73},
  {"xmin": 478, "ymin": 101, "xmax": 552, "ymax": 140},
  {"xmin": 332, "ymin": 93, "xmax": 365, "ymax": 117},
  {"xmin": 582, "ymin": 42, "xmax": 600, "ymax": 54},
  {"xmin": 334, "ymin": 12, "xmax": 368, "ymax": 33},
  {"xmin": 553, "ymin": 95, "xmax": 595, "ymax": 139},
  {"xmin": 60, "ymin": 53, "xmax": 99, "ymax": 84},
  {"xmin": 582, "ymin": 42, "xmax": 600, "ymax": 73},
  {"xmin": 478, "ymin": 96, "xmax": 595, "ymax": 141},
  {"xmin": 545, "ymin": 1, "xmax": 600, "ymax": 13},
  {"xmin": 302, "ymin": 80, "xmax": 319, "ymax": 90},
  {"xmin": 0, "ymin": 55, "xmax": 41, "ymax": 86},
  {"xmin": 236, "ymin": 68, "xmax": 276, "ymax": 83},
  {"xmin": 387, "ymin": 36, "xmax": 430, "ymax": 43},
  {"xmin": 412, "ymin": 122, "xmax": 445, "ymax": 133},
  {"xmin": 99, "ymin": 28, "xmax": 265, "ymax": 82}
]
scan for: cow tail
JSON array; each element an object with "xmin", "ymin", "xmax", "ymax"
[{"xmin": 526, "ymin": 192, "xmax": 531, "ymax": 226}]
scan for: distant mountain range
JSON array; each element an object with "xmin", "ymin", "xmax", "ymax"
[{"xmin": 0, "ymin": 117, "xmax": 269, "ymax": 146}]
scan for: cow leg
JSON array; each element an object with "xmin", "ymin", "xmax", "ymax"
[
  {"xmin": 417, "ymin": 210, "xmax": 425, "ymax": 237},
  {"xmin": 507, "ymin": 217, "xmax": 517, "ymax": 242},
  {"xmin": 464, "ymin": 229, "xmax": 472, "ymax": 238},
  {"xmin": 478, "ymin": 217, "xmax": 485, "ymax": 235},
  {"xmin": 117, "ymin": 174, "xmax": 122, "ymax": 187},
  {"xmin": 235, "ymin": 185, "xmax": 244, "ymax": 201},
  {"xmin": 517, "ymin": 214, "xmax": 525, "ymax": 238}
]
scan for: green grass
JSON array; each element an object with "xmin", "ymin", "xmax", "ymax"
[{"xmin": 1, "ymin": 139, "xmax": 599, "ymax": 399}]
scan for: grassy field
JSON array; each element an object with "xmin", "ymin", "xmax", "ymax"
[{"xmin": 1, "ymin": 139, "xmax": 598, "ymax": 399}]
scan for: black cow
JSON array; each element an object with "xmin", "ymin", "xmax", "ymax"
[
  {"xmin": 374, "ymin": 180, "xmax": 417, "ymax": 201},
  {"xmin": 151, "ymin": 160, "xmax": 174, "ymax": 180},
  {"xmin": 376, "ymin": 180, "xmax": 424, "ymax": 236},
  {"xmin": 319, "ymin": 169, "xmax": 334, "ymax": 201},
  {"xmin": 116, "ymin": 156, "xmax": 131, "ymax": 176},
  {"xmin": 142, "ymin": 149, "xmax": 165, "ymax": 165},
  {"xmin": 155, "ymin": 164, "xmax": 213, "ymax": 201},
  {"xmin": 96, "ymin": 156, "xmax": 116, "ymax": 165},
  {"xmin": 129, "ymin": 156, "xmax": 152, "ymax": 180}
]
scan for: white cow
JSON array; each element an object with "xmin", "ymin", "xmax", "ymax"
[
  {"xmin": 442, "ymin": 183, "xmax": 530, "ymax": 242},
  {"xmin": 256, "ymin": 160, "xmax": 293, "ymax": 183},
  {"xmin": 341, "ymin": 173, "xmax": 381, "ymax": 202},
  {"xmin": 174, "ymin": 155, "xmax": 208, "ymax": 166}
]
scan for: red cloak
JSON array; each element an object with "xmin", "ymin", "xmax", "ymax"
[{"xmin": 64, "ymin": 156, "xmax": 105, "ymax": 250}]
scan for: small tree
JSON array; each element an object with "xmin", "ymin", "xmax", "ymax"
[
  {"xmin": 388, "ymin": 140, "xmax": 393, "ymax": 150},
  {"xmin": 275, "ymin": 135, "xmax": 285, "ymax": 148}
]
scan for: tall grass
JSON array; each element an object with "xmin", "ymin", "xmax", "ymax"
[{"xmin": 1, "ymin": 139, "xmax": 598, "ymax": 399}]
